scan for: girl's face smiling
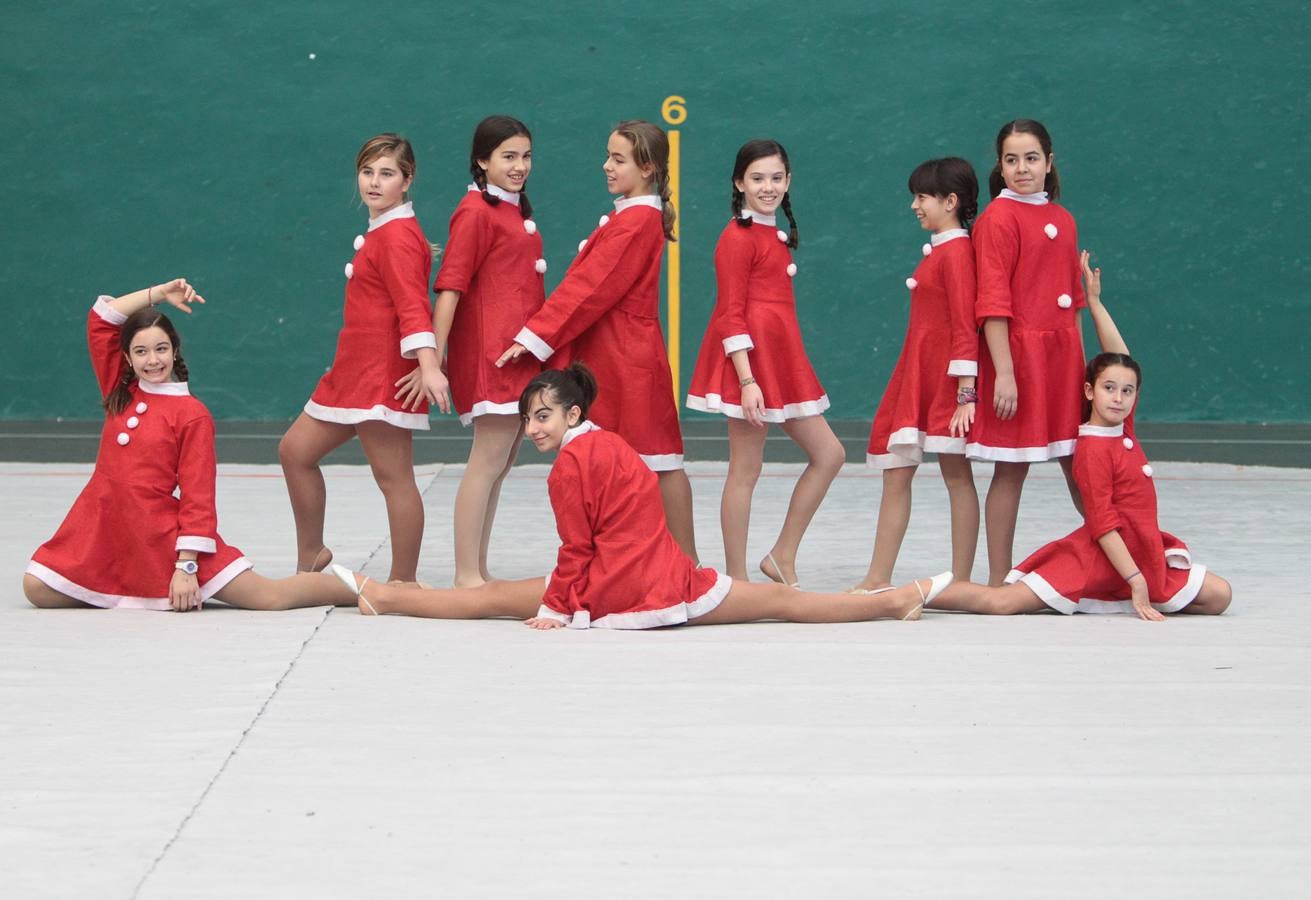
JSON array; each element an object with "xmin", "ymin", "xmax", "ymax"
[
  {"xmin": 1085, "ymin": 364, "xmax": 1139, "ymax": 427},
  {"xmin": 479, "ymin": 135, "xmax": 532, "ymax": 193},
  {"xmin": 999, "ymin": 133, "xmax": 1053, "ymax": 195},
  {"xmin": 357, "ymin": 153, "xmax": 412, "ymax": 217},
  {"xmin": 602, "ymin": 132, "xmax": 654, "ymax": 198},
  {"xmin": 127, "ymin": 325, "xmax": 175, "ymax": 384},
  {"xmin": 523, "ymin": 390, "xmax": 582, "ymax": 452},
  {"xmin": 735, "ymin": 155, "xmax": 790, "ymax": 216},
  {"xmin": 911, "ymin": 192, "xmax": 958, "ymax": 233}
]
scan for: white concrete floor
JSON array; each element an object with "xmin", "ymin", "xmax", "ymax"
[{"xmin": 2, "ymin": 458, "xmax": 1308, "ymax": 899}]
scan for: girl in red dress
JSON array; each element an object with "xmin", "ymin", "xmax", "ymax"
[
  {"xmin": 23, "ymin": 282, "xmax": 357, "ymax": 611},
  {"xmin": 853, "ymin": 158, "xmax": 980, "ymax": 592},
  {"xmin": 917, "ymin": 261, "xmax": 1232, "ymax": 619},
  {"xmin": 278, "ymin": 134, "xmax": 445, "ymax": 583},
  {"xmin": 494, "ymin": 120, "xmax": 697, "ymax": 561},
  {"xmin": 685, "ymin": 139, "xmax": 845, "ymax": 587},
  {"xmin": 969, "ymin": 119, "xmax": 1089, "ymax": 585},
  {"xmin": 329, "ymin": 364, "xmax": 932, "ymax": 627},
  {"xmin": 397, "ymin": 116, "xmax": 545, "ymax": 586}
]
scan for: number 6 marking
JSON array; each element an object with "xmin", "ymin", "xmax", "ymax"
[{"xmin": 661, "ymin": 95, "xmax": 687, "ymax": 125}]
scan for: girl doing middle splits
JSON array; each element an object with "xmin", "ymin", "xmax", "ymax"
[{"xmin": 331, "ymin": 364, "xmax": 932, "ymax": 627}]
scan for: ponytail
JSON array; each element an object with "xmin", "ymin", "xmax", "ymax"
[{"xmin": 519, "ymin": 361, "xmax": 599, "ymax": 422}]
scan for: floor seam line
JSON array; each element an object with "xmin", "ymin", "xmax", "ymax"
[{"xmin": 128, "ymin": 605, "xmax": 334, "ymax": 899}]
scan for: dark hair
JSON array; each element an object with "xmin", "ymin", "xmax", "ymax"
[
  {"xmin": 988, "ymin": 119, "xmax": 1061, "ymax": 201},
  {"xmin": 613, "ymin": 120, "xmax": 677, "ymax": 242},
  {"xmin": 105, "ymin": 308, "xmax": 187, "ymax": 417},
  {"xmin": 730, "ymin": 139, "xmax": 798, "ymax": 249},
  {"xmin": 518, "ymin": 361, "xmax": 599, "ymax": 422},
  {"xmin": 470, "ymin": 115, "xmax": 534, "ymax": 219},
  {"xmin": 908, "ymin": 157, "xmax": 979, "ymax": 232},
  {"xmin": 1083, "ymin": 352, "xmax": 1142, "ymax": 422}
]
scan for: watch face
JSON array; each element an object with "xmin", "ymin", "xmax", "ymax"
[{"xmin": 178, "ymin": 561, "xmax": 199, "ymax": 575}]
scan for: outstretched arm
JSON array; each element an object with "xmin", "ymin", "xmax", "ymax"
[
  {"xmin": 1082, "ymin": 251, "xmax": 1129, "ymax": 356},
  {"xmin": 106, "ymin": 278, "xmax": 206, "ymax": 318}
]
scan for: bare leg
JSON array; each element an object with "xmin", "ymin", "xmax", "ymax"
[
  {"xmin": 478, "ymin": 429, "xmax": 522, "ymax": 582},
  {"xmin": 721, "ymin": 418, "xmax": 767, "ymax": 580},
  {"xmin": 938, "ymin": 453, "xmax": 980, "ymax": 582},
  {"xmin": 278, "ymin": 413, "xmax": 355, "ymax": 571},
  {"xmin": 1179, "ymin": 571, "xmax": 1233, "ymax": 615},
  {"xmin": 852, "ymin": 465, "xmax": 916, "ymax": 591},
  {"xmin": 928, "ymin": 578, "xmax": 1046, "ymax": 615},
  {"xmin": 351, "ymin": 574, "xmax": 546, "ymax": 619},
  {"xmin": 760, "ymin": 416, "xmax": 846, "ymax": 586},
  {"xmin": 452, "ymin": 415, "xmax": 522, "ymax": 587},
  {"xmin": 1058, "ymin": 455, "xmax": 1083, "ymax": 516},
  {"xmin": 213, "ymin": 569, "xmax": 357, "ymax": 610},
  {"xmin": 355, "ymin": 421, "xmax": 424, "ymax": 583},
  {"xmin": 658, "ymin": 469, "xmax": 699, "ymax": 564},
  {"xmin": 690, "ymin": 577, "xmax": 924, "ymax": 625},
  {"xmin": 984, "ymin": 460, "xmax": 1029, "ymax": 585},
  {"xmin": 22, "ymin": 574, "xmax": 92, "ymax": 608}
]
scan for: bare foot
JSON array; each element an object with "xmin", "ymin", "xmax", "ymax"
[
  {"xmin": 298, "ymin": 546, "xmax": 333, "ymax": 574},
  {"xmin": 759, "ymin": 553, "xmax": 799, "ymax": 589}
]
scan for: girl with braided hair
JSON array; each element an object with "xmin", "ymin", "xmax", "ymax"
[
  {"xmin": 396, "ymin": 115, "xmax": 545, "ymax": 586},
  {"xmin": 23, "ymin": 281, "xmax": 358, "ymax": 611},
  {"xmin": 495, "ymin": 120, "xmax": 697, "ymax": 561},
  {"xmin": 686, "ymin": 139, "xmax": 843, "ymax": 588}
]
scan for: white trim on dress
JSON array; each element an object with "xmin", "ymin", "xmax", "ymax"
[
  {"xmin": 740, "ymin": 209, "xmax": 776, "ymax": 226},
  {"xmin": 93, "ymin": 296, "xmax": 128, "ymax": 324},
  {"xmin": 303, "ymin": 399, "xmax": 430, "ymax": 431},
  {"xmin": 866, "ymin": 427, "xmax": 967, "ymax": 469},
  {"xmin": 1009, "ymin": 563, "xmax": 1205, "ymax": 615},
  {"xmin": 998, "ymin": 189, "xmax": 1049, "ymax": 206},
  {"xmin": 1078, "ymin": 423, "xmax": 1125, "ymax": 437},
  {"xmin": 532, "ymin": 570, "xmax": 732, "ymax": 630},
  {"xmin": 614, "ymin": 195, "xmax": 662, "ymax": 213},
  {"xmin": 947, "ymin": 359, "xmax": 978, "ymax": 377},
  {"xmin": 514, "ymin": 326, "xmax": 554, "ymax": 362},
  {"xmin": 722, "ymin": 333, "xmax": 755, "ymax": 354},
  {"xmin": 467, "ymin": 182, "xmax": 522, "ymax": 205},
  {"xmin": 139, "ymin": 380, "xmax": 191, "ymax": 396},
  {"xmin": 931, "ymin": 228, "xmax": 969, "ymax": 246},
  {"xmin": 399, "ymin": 331, "xmax": 438, "ymax": 359},
  {"xmin": 965, "ymin": 438, "xmax": 1076, "ymax": 462},
  {"xmin": 685, "ymin": 392, "xmax": 830, "ymax": 424},
  {"xmin": 639, "ymin": 452, "xmax": 684, "ymax": 472},
  {"xmin": 24, "ymin": 556, "xmax": 253, "ymax": 610},
  {"xmin": 176, "ymin": 536, "xmax": 217, "ymax": 554},
  {"xmin": 459, "ymin": 400, "xmax": 523, "ymax": 427}
]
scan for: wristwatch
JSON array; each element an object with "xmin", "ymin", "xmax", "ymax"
[{"xmin": 175, "ymin": 560, "xmax": 199, "ymax": 575}]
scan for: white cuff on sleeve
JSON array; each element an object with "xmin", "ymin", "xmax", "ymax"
[
  {"xmin": 176, "ymin": 536, "xmax": 217, "ymax": 554},
  {"xmin": 93, "ymin": 296, "xmax": 128, "ymax": 325},
  {"xmin": 399, "ymin": 331, "xmax": 438, "ymax": 359},
  {"xmin": 722, "ymin": 333, "xmax": 754, "ymax": 355},
  {"xmin": 515, "ymin": 327, "xmax": 555, "ymax": 362},
  {"xmin": 947, "ymin": 359, "xmax": 978, "ymax": 377}
]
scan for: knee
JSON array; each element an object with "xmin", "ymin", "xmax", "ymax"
[
  {"xmin": 372, "ymin": 466, "xmax": 418, "ymax": 495},
  {"xmin": 812, "ymin": 438, "xmax": 847, "ymax": 476},
  {"xmin": 726, "ymin": 458, "xmax": 763, "ymax": 488},
  {"xmin": 23, "ymin": 574, "xmax": 60, "ymax": 608},
  {"xmin": 1199, "ymin": 575, "xmax": 1233, "ymax": 615},
  {"xmin": 277, "ymin": 433, "xmax": 300, "ymax": 467}
]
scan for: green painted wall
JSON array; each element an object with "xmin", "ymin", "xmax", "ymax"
[{"xmin": 3, "ymin": 1, "xmax": 1306, "ymax": 422}]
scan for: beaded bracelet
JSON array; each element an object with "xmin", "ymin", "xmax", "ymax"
[
  {"xmin": 740, "ymin": 376, "xmax": 756, "ymax": 388},
  {"xmin": 956, "ymin": 387, "xmax": 978, "ymax": 405}
]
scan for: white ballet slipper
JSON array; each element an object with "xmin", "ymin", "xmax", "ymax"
[
  {"xmin": 915, "ymin": 571, "xmax": 954, "ymax": 608},
  {"xmin": 330, "ymin": 564, "xmax": 378, "ymax": 615},
  {"xmin": 764, "ymin": 552, "xmax": 800, "ymax": 589}
]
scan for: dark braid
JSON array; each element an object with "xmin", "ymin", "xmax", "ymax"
[
  {"xmin": 657, "ymin": 173, "xmax": 677, "ymax": 242},
  {"xmin": 779, "ymin": 192, "xmax": 799, "ymax": 249},
  {"xmin": 173, "ymin": 353, "xmax": 190, "ymax": 383},
  {"xmin": 105, "ymin": 369, "xmax": 135, "ymax": 417},
  {"xmin": 731, "ymin": 189, "xmax": 751, "ymax": 229}
]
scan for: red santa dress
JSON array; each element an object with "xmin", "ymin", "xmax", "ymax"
[
  {"xmin": 305, "ymin": 202, "xmax": 437, "ymax": 430},
  {"xmin": 513, "ymin": 195, "xmax": 684, "ymax": 471},
  {"xmin": 1006, "ymin": 422, "xmax": 1205, "ymax": 613},
  {"xmin": 685, "ymin": 210, "xmax": 829, "ymax": 422},
  {"xmin": 434, "ymin": 184, "xmax": 546, "ymax": 425},
  {"xmin": 967, "ymin": 190, "xmax": 1085, "ymax": 462},
  {"xmin": 25, "ymin": 298, "xmax": 252, "ymax": 609},
  {"xmin": 531, "ymin": 422, "xmax": 731, "ymax": 629},
  {"xmin": 866, "ymin": 228, "xmax": 978, "ymax": 468}
]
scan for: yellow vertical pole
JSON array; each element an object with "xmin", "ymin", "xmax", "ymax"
[{"xmin": 661, "ymin": 96, "xmax": 686, "ymax": 409}]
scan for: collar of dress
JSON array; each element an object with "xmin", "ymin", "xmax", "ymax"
[
  {"xmin": 367, "ymin": 201, "xmax": 415, "ymax": 232},
  {"xmin": 739, "ymin": 209, "xmax": 777, "ymax": 226},
  {"xmin": 560, "ymin": 420, "xmax": 601, "ymax": 448},
  {"xmin": 931, "ymin": 228, "xmax": 969, "ymax": 246},
  {"xmin": 613, "ymin": 195, "xmax": 662, "ymax": 214},
  {"xmin": 139, "ymin": 379, "xmax": 191, "ymax": 396},
  {"xmin": 467, "ymin": 183, "xmax": 521, "ymax": 205},
  {"xmin": 998, "ymin": 188, "xmax": 1049, "ymax": 206},
  {"xmin": 1079, "ymin": 422, "xmax": 1125, "ymax": 437}
]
